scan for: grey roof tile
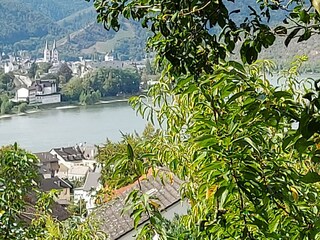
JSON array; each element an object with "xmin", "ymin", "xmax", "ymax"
[{"xmin": 92, "ymin": 170, "xmax": 182, "ymax": 239}]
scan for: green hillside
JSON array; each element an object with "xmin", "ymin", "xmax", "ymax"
[
  {"xmin": 0, "ymin": 1, "xmax": 62, "ymax": 44},
  {"xmin": 0, "ymin": 0, "xmax": 147, "ymax": 60},
  {"xmin": 1, "ymin": 0, "xmax": 319, "ymax": 64}
]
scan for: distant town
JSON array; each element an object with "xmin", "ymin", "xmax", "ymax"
[{"xmin": 0, "ymin": 40, "xmax": 157, "ymax": 115}]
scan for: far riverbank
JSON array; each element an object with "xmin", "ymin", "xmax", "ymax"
[{"xmin": 0, "ymin": 97, "xmax": 130, "ymax": 120}]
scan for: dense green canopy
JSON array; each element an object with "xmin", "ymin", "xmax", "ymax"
[{"xmin": 91, "ymin": 0, "xmax": 320, "ymax": 239}]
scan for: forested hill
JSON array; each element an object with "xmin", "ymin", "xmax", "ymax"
[
  {"xmin": 1, "ymin": 0, "xmax": 320, "ymax": 65},
  {"xmin": 0, "ymin": 0, "xmax": 149, "ymax": 60},
  {"xmin": 0, "ymin": 0, "xmax": 90, "ymax": 43}
]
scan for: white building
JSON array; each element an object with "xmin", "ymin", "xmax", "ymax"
[
  {"xmin": 14, "ymin": 79, "xmax": 61, "ymax": 104},
  {"xmin": 74, "ymin": 171, "xmax": 102, "ymax": 213},
  {"xmin": 4, "ymin": 61, "xmax": 19, "ymax": 73},
  {"xmin": 50, "ymin": 145, "xmax": 97, "ymax": 180},
  {"xmin": 104, "ymin": 52, "xmax": 114, "ymax": 62},
  {"xmin": 15, "ymin": 87, "xmax": 29, "ymax": 102}
]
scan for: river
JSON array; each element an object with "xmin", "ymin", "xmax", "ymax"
[{"xmin": 0, "ymin": 102, "xmax": 148, "ymax": 152}]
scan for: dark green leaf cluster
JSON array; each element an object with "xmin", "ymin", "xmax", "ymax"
[
  {"xmin": 89, "ymin": 0, "xmax": 320, "ymax": 73},
  {"xmin": 0, "ymin": 145, "xmax": 39, "ymax": 239}
]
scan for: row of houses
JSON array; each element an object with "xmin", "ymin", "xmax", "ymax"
[
  {"xmin": 35, "ymin": 144, "xmax": 187, "ymax": 240},
  {"xmin": 36, "ymin": 143, "xmax": 101, "ymax": 212}
]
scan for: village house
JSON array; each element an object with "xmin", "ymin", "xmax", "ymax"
[
  {"xmin": 14, "ymin": 79, "xmax": 61, "ymax": 104},
  {"xmin": 39, "ymin": 176, "xmax": 73, "ymax": 206},
  {"xmin": 50, "ymin": 145, "xmax": 97, "ymax": 180},
  {"xmin": 73, "ymin": 170, "xmax": 102, "ymax": 214},
  {"xmin": 91, "ymin": 169, "xmax": 189, "ymax": 240},
  {"xmin": 35, "ymin": 151, "xmax": 60, "ymax": 178}
]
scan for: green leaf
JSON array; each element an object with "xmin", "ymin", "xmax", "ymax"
[
  {"xmin": 127, "ymin": 143, "xmax": 134, "ymax": 161},
  {"xmin": 269, "ymin": 215, "xmax": 281, "ymax": 232},
  {"xmin": 244, "ymin": 137, "xmax": 260, "ymax": 154},
  {"xmin": 299, "ymin": 10, "xmax": 310, "ymax": 23},
  {"xmin": 285, "ymin": 28, "xmax": 302, "ymax": 47},
  {"xmin": 282, "ymin": 135, "xmax": 295, "ymax": 151},
  {"xmin": 294, "ymin": 137, "xmax": 313, "ymax": 153},
  {"xmin": 274, "ymin": 91, "xmax": 293, "ymax": 99},
  {"xmin": 298, "ymin": 29, "xmax": 311, "ymax": 42},
  {"xmin": 274, "ymin": 26, "xmax": 287, "ymax": 35},
  {"xmin": 300, "ymin": 172, "xmax": 320, "ymax": 183},
  {"xmin": 311, "ymin": 156, "xmax": 320, "ymax": 163}
]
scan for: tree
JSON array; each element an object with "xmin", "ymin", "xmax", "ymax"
[
  {"xmin": 28, "ymin": 62, "xmax": 38, "ymax": 79},
  {"xmin": 0, "ymin": 95, "xmax": 13, "ymax": 115},
  {"xmin": 98, "ymin": 124, "xmax": 158, "ymax": 190},
  {"xmin": 18, "ymin": 102, "xmax": 28, "ymax": 113},
  {"xmin": 0, "ymin": 144, "xmax": 39, "ymax": 239},
  {"xmin": 91, "ymin": 0, "xmax": 320, "ymax": 239},
  {"xmin": 0, "ymin": 72, "xmax": 14, "ymax": 92},
  {"xmin": 58, "ymin": 63, "xmax": 73, "ymax": 83},
  {"xmin": 0, "ymin": 144, "xmax": 107, "ymax": 239}
]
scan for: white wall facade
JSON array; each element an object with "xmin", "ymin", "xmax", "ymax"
[
  {"xmin": 37, "ymin": 94, "xmax": 61, "ymax": 105},
  {"xmin": 16, "ymin": 88, "xmax": 29, "ymax": 102}
]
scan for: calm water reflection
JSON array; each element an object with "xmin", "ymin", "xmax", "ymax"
[{"xmin": 0, "ymin": 102, "xmax": 147, "ymax": 152}]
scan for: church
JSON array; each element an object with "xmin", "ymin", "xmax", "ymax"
[{"xmin": 44, "ymin": 40, "xmax": 59, "ymax": 63}]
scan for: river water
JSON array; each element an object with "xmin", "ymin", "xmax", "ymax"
[{"xmin": 0, "ymin": 102, "xmax": 148, "ymax": 152}]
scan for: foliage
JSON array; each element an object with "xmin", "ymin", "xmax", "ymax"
[
  {"xmin": 0, "ymin": 144, "xmax": 107, "ymax": 239},
  {"xmin": 97, "ymin": 123, "xmax": 158, "ymax": 190},
  {"xmin": 62, "ymin": 67, "xmax": 141, "ymax": 103},
  {"xmin": 0, "ymin": 94, "xmax": 13, "ymax": 115},
  {"xmin": 33, "ymin": 214, "xmax": 107, "ymax": 239},
  {"xmin": 67, "ymin": 199, "xmax": 88, "ymax": 217},
  {"xmin": 58, "ymin": 63, "xmax": 73, "ymax": 84},
  {"xmin": 0, "ymin": 72, "xmax": 15, "ymax": 93},
  {"xmin": 0, "ymin": 144, "xmax": 39, "ymax": 239},
  {"xmin": 18, "ymin": 102, "xmax": 28, "ymax": 113},
  {"xmin": 37, "ymin": 62, "xmax": 53, "ymax": 75},
  {"xmin": 28, "ymin": 62, "xmax": 38, "ymax": 79},
  {"xmin": 90, "ymin": 0, "xmax": 320, "ymax": 239}
]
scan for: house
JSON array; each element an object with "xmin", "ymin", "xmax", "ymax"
[
  {"xmin": 104, "ymin": 52, "xmax": 114, "ymax": 62},
  {"xmin": 65, "ymin": 165, "xmax": 90, "ymax": 181},
  {"xmin": 35, "ymin": 152, "xmax": 60, "ymax": 178},
  {"xmin": 19, "ymin": 192, "xmax": 70, "ymax": 224},
  {"xmin": 50, "ymin": 145, "xmax": 97, "ymax": 180},
  {"xmin": 14, "ymin": 79, "xmax": 61, "ymax": 104},
  {"xmin": 31, "ymin": 79, "xmax": 61, "ymax": 104},
  {"xmin": 91, "ymin": 169, "xmax": 189, "ymax": 240},
  {"xmin": 50, "ymin": 146, "xmax": 85, "ymax": 169},
  {"xmin": 74, "ymin": 171, "xmax": 102, "ymax": 214},
  {"xmin": 39, "ymin": 176, "xmax": 73, "ymax": 205},
  {"xmin": 15, "ymin": 87, "xmax": 29, "ymax": 102},
  {"xmin": 51, "ymin": 145, "xmax": 97, "ymax": 170}
]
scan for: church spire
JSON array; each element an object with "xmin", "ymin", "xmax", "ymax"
[
  {"xmin": 44, "ymin": 40, "xmax": 50, "ymax": 62},
  {"xmin": 51, "ymin": 40, "xmax": 59, "ymax": 63},
  {"xmin": 52, "ymin": 40, "xmax": 56, "ymax": 50}
]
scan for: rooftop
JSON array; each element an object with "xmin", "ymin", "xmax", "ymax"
[
  {"xmin": 92, "ymin": 169, "xmax": 182, "ymax": 240},
  {"xmin": 40, "ymin": 176, "xmax": 73, "ymax": 191},
  {"xmin": 34, "ymin": 152, "xmax": 59, "ymax": 163},
  {"xmin": 51, "ymin": 146, "xmax": 84, "ymax": 161},
  {"xmin": 82, "ymin": 172, "xmax": 101, "ymax": 191}
]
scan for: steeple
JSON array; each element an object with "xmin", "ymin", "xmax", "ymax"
[
  {"xmin": 52, "ymin": 40, "xmax": 56, "ymax": 50},
  {"xmin": 44, "ymin": 40, "xmax": 50, "ymax": 62},
  {"xmin": 51, "ymin": 40, "xmax": 59, "ymax": 63}
]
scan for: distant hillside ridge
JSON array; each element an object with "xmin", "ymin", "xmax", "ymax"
[{"xmin": 1, "ymin": 0, "xmax": 320, "ymax": 64}]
